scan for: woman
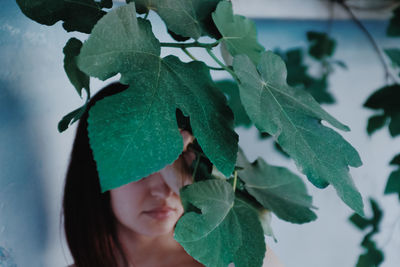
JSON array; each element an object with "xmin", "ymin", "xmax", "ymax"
[{"xmin": 63, "ymin": 82, "xmax": 283, "ymax": 267}]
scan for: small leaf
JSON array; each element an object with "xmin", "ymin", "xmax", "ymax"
[
  {"xmin": 58, "ymin": 104, "xmax": 87, "ymax": 133},
  {"xmin": 384, "ymin": 169, "xmax": 400, "ymax": 199},
  {"xmin": 306, "ymin": 31, "xmax": 336, "ymax": 60},
  {"xmin": 384, "ymin": 48, "xmax": 400, "ymax": 68},
  {"xmin": 356, "ymin": 248, "xmax": 384, "ymax": 267},
  {"xmin": 364, "ymin": 85, "xmax": 400, "ymax": 111},
  {"xmin": 349, "ymin": 213, "xmax": 370, "ymax": 230},
  {"xmin": 364, "ymin": 85, "xmax": 400, "ymax": 137},
  {"xmin": 389, "ymin": 154, "xmax": 400, "ymax": 166},
  {"xmin": 236, "ymin": 148, "xmax": 317, "ymax": 224},
  {"xmin": 175, "ymin": 179, "xmax": 266, "ymax": 267},
  {"xmin": 63, "ymin": 38, "xmax": 90, "ymax": 97},
  {"xmin": 131, "ymin": 0, "xmax": 222, "ymax": 39},
  {"xmin": 212, "ymin": 1, "xmax": 265, "ymax": 64},
  {"xmin": 215, "ymin": 80, "xmax": 252, "ymax": 128},
  {"xmin": 233, "ymin": 52, "xmax": 364, "ymax": 215},
  {"xmin": 367, "ymin": 114, "xmax": 387, "ymax": 135},
  {"xmin": 387, "ymin": 6, "xmax": 400, "ymax": 37},
  {"xmin": 16, "ymin": 0, "xmax": 106, "ymax": 33}
]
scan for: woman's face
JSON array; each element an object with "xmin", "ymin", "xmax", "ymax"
[{"xmin": 110, "ymin": 130, "xmax": 195, "ymax": 237}]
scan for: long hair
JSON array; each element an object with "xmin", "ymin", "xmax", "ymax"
[
  {"xmin": 62, "ymin": 82, "xmax": 194, "ymax": 267},
  {"xmin": 63, "ymin": 82, "xmax": 129, "ymax": 267}
]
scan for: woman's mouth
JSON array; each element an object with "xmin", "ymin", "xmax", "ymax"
[{"xmin": 143, "ymin": 207, "xmax": 175, "ymax": 220}]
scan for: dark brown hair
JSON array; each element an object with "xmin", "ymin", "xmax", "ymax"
[
  {"xmin": 62, "ymin": 82, "xmax": 129, "ymax": 267},
  {"xmin": 62, "ymin": 82, "xmax": 193, "ymax": 267}
]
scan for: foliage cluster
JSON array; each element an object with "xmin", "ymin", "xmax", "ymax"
[{"xmin": 15, "ymin": 0, "xmax": 377, "ymax": 266}]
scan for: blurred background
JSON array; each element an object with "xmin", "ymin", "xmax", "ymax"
[{"xmin": 1, "ymin": 0, "xmax": 399, "ymax": 266}]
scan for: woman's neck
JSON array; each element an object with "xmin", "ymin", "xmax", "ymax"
[{"xmin": 116, "ymin": 224, "xmax": 184, "ymax": 267}]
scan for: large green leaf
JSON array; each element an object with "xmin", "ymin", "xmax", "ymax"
[
  {"xmin": 236, "ymin": 149, "xmax": 317, "ymax": 224},
  {"xmin": 212, "ymin": 1, "xmax": 264, "ymax": 65},
  {"xmin": 77, "ymin": 3, "xmax": 237, "ymax": 191},
  {"xmin": 233, "ymin": 51, "xmax": 364, "ymax": 215},
  {"xmin": 215, "ymin": 80, "xmax": 252, "ymax": 128},
  {"xmin": 175, "ymin": 179, "xmax": 266, "ymax": 267},
  {"xmin": 129, "ymin": 0, "xmax": 222, "ymax": 39},
  {"xmin": 63, "ymin": 38, "xmax": 90, "ymax": 97},
  {"xmin": 16, "ymin": 0, "xmax": 107, "ymax": 33}
]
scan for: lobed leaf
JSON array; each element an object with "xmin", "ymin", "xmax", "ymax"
[
  {"xmin": 212, "ymin": 1, "xmax": 265, "ymax": 65},
  {"xmin": 78, "ymin": 3, "xmax": 237, "ymax": 191},
  {"xmin": 306, "ymin": 31, "xmax": 336, "ymax": 60},
  {"xmin": 233, "ymin": 51, "xmax": 364, "ymax": 215},
  {"xmin": 364, "ymin": 84, "xmax": 400, "ymax": 137},
  {"xmin": 175, "ymin": 179, "xmax": 266, "ymax": 267},
  {"xmin": 236, "ymin": 148, "xmax": 317, "ymax": 224},
  {"xmin": 129, "ymin": 0, "xmax": 222, "ymax": 39},
  {"xmin": 16, "ymin": 0, "xmax": 107, "ymax": 33}
]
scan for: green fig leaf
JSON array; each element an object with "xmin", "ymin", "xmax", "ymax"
[
  {"xmin": 78, "ymin": 4, "xmax": 237, "ymax": 191},
  {"xmin": 16, "ymin": 0, "xmax": 106, "ymax": 33},
  {"xmin": 233, "ymin": 51, "xmax": 364, "ymax": 215},
  {"xmin": 306, "ymin": 31, "xmax": 336, "ymax": 60},
  {"xmin": 63, "ymin": 38, "xmax": 90, "ymax": 98},
  {"xmin": 364, "ymin": 84, "xmax": 400, "ymax": 137},
  {"xmin": 175, "ymin": 179, "xmax": 266, "ymax": 267},
  {"xmin": 236, "ymin": 148, "xmax": 317, "ymax": 224},
  {"xmin": 212, "ymin": 1, "xmax": 264, "ymax": 64},
  {"xmin": 129, "ymin": 0, "xmax": 222, "ymax": 39}
]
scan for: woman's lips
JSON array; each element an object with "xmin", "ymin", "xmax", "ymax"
[{"xmin": 143, "ymin": 207, "xmax": 175, "ymax": 220}]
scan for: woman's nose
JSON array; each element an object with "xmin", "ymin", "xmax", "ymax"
[{"xmin": 149, "ymin": 172, "xmax": 173, "ymax": 199}]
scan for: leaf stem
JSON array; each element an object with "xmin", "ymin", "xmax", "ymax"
[
  {"xmin": 144, "ymin": 12, "xmax": 149, "ymax": 20},
  {"xmin": 160, "ymin": 40, "xmax": 221, "ymax": 49},
  {"xmin": 182, "ymin": 48, "xmax": 198, "ymax": 61},
  {"xmin": 233, "ymin": 170, "xmax": 238, "ymax": 192},
  {"xmin": 181, "ymin": 47, "xmax": 225, "ymax": 71},
  {"xmin": 206, "ymin": 48, "xmax": 240, "ymax": 82}
]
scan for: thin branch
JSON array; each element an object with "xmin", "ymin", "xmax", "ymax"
[{"xmin": 337, "ymin": 0, "xmax": 398, "ymax": 84}]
